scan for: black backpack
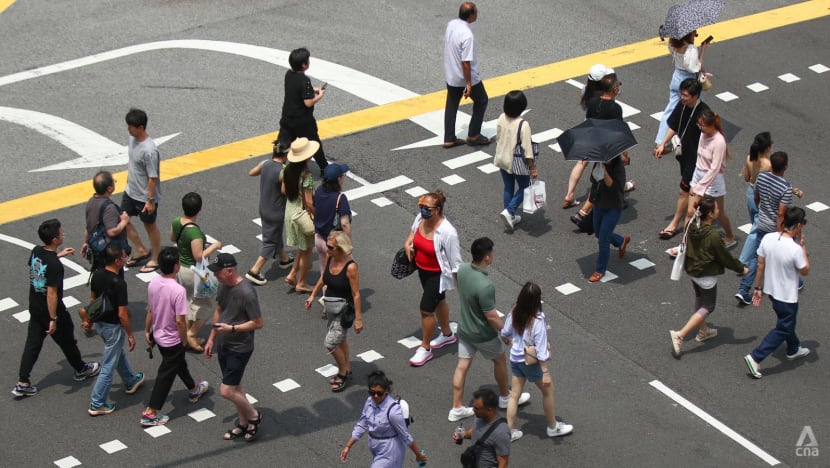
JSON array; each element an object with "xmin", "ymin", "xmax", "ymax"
[{"xmin": 460, "ymin": 418, "xmax": 506, "ymax": 468}]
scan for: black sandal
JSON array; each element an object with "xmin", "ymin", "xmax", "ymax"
[
  {"xmin": 329, "ymin": 371, "xmax": 352, "ymax": 385},
  {"xmin": 244, "ymin": 412, "xmax": 263, "ymax": 442},
  {"xmin": 224, "ymin": 424, "xmax": 246, "ymax": 441},
  {"xmin": 330, "ymin": 374, "xmax": 349, "ymax": 393}
]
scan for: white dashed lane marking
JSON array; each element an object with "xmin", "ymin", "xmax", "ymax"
[
  {"xmin": 357, "ymin": 350, "xmax": 384, "ymax": 362},
  {"xmin": 555, "ymin": 283, "xmax": 581, "ymax": 295},
  {"xmin": 809, "ymin": 63, "xmax": 828, "ymax": 73},
  {"xmin": 406, "ymin": 186, "xmax": 429, "ymax": 197},
  {"xmin": 371, "ymin": 197, "xmax": 394, "ymax": 207},
  {"xmin": 188, "ymin": 408, "xmax": 216, "ymax": 422},
  {"xmin": 273, "ymin": 379, "xmax": 300, "ymax": 392},
  {"xmin": 629, "ymin": 258, "xmax": 656, "ymax": 270},
  {"xmin": 144, "ymin": 425, "xmax": 171, "ymax": 438},
  {"xmin": 13, "ymin": 310, "xmax": 29, "ymax": 323},
  {"xmin": 600, "ymin": 271, "xmax": 619, "ymax": 283},
  {"xmin": 245, "ymin": 393, "xmax": 258, "ymax": 404},
  {"xmin": 53, "ymin": 456, "xmax": 82, "ymax": 468},
  {"xmin": 441, "ymin": 174, "xmax": 466, "ymax": 186},
  {"xmin": 315, "ymin": 364, "xmax": 339, "ymax": 378},
  {"xmin": 746, "ymin": 82, "xmax": 769, "ymax": 92},
  {"xmin": 778, "ymin": 73, "xmax": 800, "ymax": 83},
  {"xmin": 477, "ymin": 163, "xmax": 499, "ymax": 174},
  {"xmin": 738, "ymin": 223, "xmax": 753, "ymax": 234},
  {"xmin": 99, "ymin": 439, "xmax": 127, "ymax": 454},
  {"xmin": 397, "ymin": 336, "xmax": 422, "ymax": 349},
  {"xmin": 716, "ymin": 91, "xmax": 739, "ymax": 102},
  {"xmin": 806, "ymin": 201, "xmax": 829, "ymax": 212},
  {"xmin": 0, "ymin": 297, "xmax": 18, "ymax": 311}
]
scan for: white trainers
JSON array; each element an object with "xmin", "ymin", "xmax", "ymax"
[
  {"xmin": 786, "ymin": 347, "xmax": 810, "ymax": 360},
  {"xmin": 499, "ymin": 392, "xmax": 530, "ymax": 409},
  {"xmin": 512, "ymin": 215, "xmax": 522, "ymax": 226},
  {"xmin": 510, "ymin": 429, "xmax": 524, "ymax": 442},
  {"xmin": 500, "ymin": 209, "xmax": 514, "ymax": 230},
  {"xmin": 429, "ymin": 332, "xmax": 457, "ymax": 349},
  {"xmin": 409, "ymin": 347, "xmax": 433, "ymax": 367},
  {"xmin": 744, "ymin": 354, "xmax": 762, "ymax": 379},
  {"xmin": 547, "ymin": 421, "xmax": 574, "ymax": 437},
  {"xmin": 695, "ymin": 327, "xmax": 718, "ymax": 343},
  {"xmin": 669, "ymin": 330, "xmax": 682, "ymax": 357},
  {"xmin": 447, "ymin": 406, "xmax": 475, "ymax": 422}
]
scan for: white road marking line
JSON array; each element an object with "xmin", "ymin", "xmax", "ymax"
[
  {"xmin": 371, "ymin": 197, "xmax": 395, "ymax": 207},
  {"xmin": 99, "ymin": 439, "xmax": 127, "ymax": 454},
  {"xmin": 477, "ymin": 163, "xmax": 499, "ymax": 174},
  {"xmin": 188, "ymin": 408, "xmax": 216, "ymax": 422},
  {"xmin": 808, "ymin": 63, "xmax": 828, "ymax": 73},
  {"xmin": 13, "ymin": 310, "xmax": 29, "ymax": 323},
  {"xmin": 405, "ymin": 186, "xmax": 429, "ymax": 197},
  {"xmin": 716, "ymin": 91, "xmax": 739, "ymax": 102},
  {"xmin": 398, "ymin": 336, "xmax": 422, "ymax": 349},
  {"xmin": 532, "ymin": 128, "xmax": 563, "ymax": 143},
  {"xmin": 315, "ymin": 364, "xmax": 339, "ymax": 378},
  {"xmin": 555, "ymin": 283, "xmax": 581, "ymax": 295},
  {"xmin": 54, "ymin": 456, "xmax": 82, "ymax": 468},
  {"xmin": 443, "ymin": 150, "xmax": 491, "ymax": 169},
  {"xmin": 256, "ymin": 234, "xmax": 263, "ymax": 241},
  {"xmin": 245, "ymin": 393, "xmax": 258, "ymax": 404},
  {"xmin": 273, "ymin": 378, "xmax": 301, "ymax": 392},
  {"xmin": 806, "ymin": 201, "xmax": 829, "ymax": 212},
  {"xmin": 0, "ymin": 297, "xmax": 19, "ymax": 312},
  {"xmin": 627, "ymin": 121, "xmax": 640, "ymax": 130},
  {"xmin": 629, "ymin": 258, "xmax": 656, "ymax": 270},
  {"xmin": 441, "ymin": 174, "xmax": 466, "ymax": 186},
  {"xmin": 357, "ymin": 350, "xmax": 384, "ymax": 362},
  {"xmin": 144, "ymin": 426, "xmax": 171, "ymax": 438},
  {"xmin": 746, "ymin": 82, "xmax": 769, "ymax": 92},
  {"xmin": 205, "ymin": 234, "xmax": 218, "ymax": 244},
  {"xmin": 778, "ymin": 73, "xmax": 800, "ymax": 83},
  {"xmin": 136, "ymin": 271, "xmax": 159, "ymax": 282},
  {"xmin": 738, "ymin": 223, "xmax": 753, "ymax": 234},
  {"xmin": 0, "ymin": 232, "xmax": 89, "ymax": 290},
  {"xmin": 62, "ymin": 296, "xmax": 80, "ymax": 308},
  {"xmin": 649, "ymin": 380, "xmax": 781, "ymax": 466},
  {"xmin": 600, "ymin": 271, "xmax": 618, "ymax": 282},
  {"xmin": 344, "ymin": 175, "xmax": 413, "ymax": 201}
]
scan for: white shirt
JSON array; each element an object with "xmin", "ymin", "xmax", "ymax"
[
  {"xmin": 444, "ymin": 18, "xmax": 480, "ymax": 87},
  {"xmin": 410, "ymin": 213, "xmax": 463, "ymax": 293},
  {"xmin": 670, "ymin": 44, "xmax": 702, "ymax": 73},
  {"xmin": 758, "ymin": 234, "xmax": 806, "ymax": 304}
]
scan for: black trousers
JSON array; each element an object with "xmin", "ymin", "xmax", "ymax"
[
  {"xmin": 443, "ymin": 81, "xmax": 489, "ymax": 143},
  {"xmin": 278, "ymin": 119, "xmax": 328, "ymax": 172},
  {"xmin": 148, "ymin": 343, "xmax": 196, "ymax": 411},
  {"xmin": 18, "ymin": 309, "xmax": 85, "ymax": 382}
]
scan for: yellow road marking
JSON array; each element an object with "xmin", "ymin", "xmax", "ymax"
[
  {"xmin": 1, "ymin": 0, "xmax": 828, "ymax": 225},
  {"xmin": 0, "ymin": 0, "xmax": 15, "ymax": 15}
]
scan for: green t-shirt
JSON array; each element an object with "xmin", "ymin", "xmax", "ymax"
[
  {"xmin": 456, "ymin": 263, "xmax": 498, "ymax": 343},
  {"xmin": 172, "ymin": 217, "xmax": 206, "ymax": 267}
]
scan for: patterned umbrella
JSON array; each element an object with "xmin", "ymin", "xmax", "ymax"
[{"xmin": 659, "ymin": 0, "xmax": 725, "ymax": 40}]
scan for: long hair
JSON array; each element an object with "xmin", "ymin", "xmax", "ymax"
[
  {"xmin": 698, "ymin": 108, "xmax": 731, "ymax": 159},
  {"xmin": 512, "ymin": 282, "xmax": 542, "ymax": 336},
  {"xmin": 283, "ymin": 161, "xmax": 308, "ymax": 201},
  {"xmin": 748, "ymin": 131, "xmax": 772, "ymax": 161}
]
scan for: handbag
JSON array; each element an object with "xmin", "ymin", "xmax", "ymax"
[
  {"xmin": 511, "ymin": 120, "xmax": 539, "ymax": 176},
  {"xmin": 191, "ymin": 257, "xmax": 219, "ymax": 298},
  {"xmin": 670, "ymin": 218, "xmax": 694, "ymax": 281},
  {"xmin": 697, "ymin": 70, "xmax": 712, "ymax": 91},
  {"xmin": 522, "ymin": 180, "xmax": 546, "ymax": 214},
  {"xmin": 291, "ymin": 177, "xmax": 315, "ymax": 236},
  {"xmin": 332, "ymin": 193, "xmax": 345, "ymax": 231},
  {"xmin": 86, "ymin": 276, "xmax": 119, "ymax": 322},
  {"xmin": 460, "ymin": 418, "xmax": 506, "ymax": 468},
  {"xmin": 390, "ymin": 247, "xmax": 416, "ymax": 279}
]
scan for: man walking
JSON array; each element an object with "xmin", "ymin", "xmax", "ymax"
[
  {"xmin": 449, "ymin": 237, "xmax": 529, "ymax": 423},
  {"xmin": 205, "ymin": 253, "xmax": 264, "ymax": 441},
  {"xmin": 81, "ymin": 243, "xmax": 145, "ymax": 415},
  {"xmin": 12, "ymin": 219, "xmax": 100, "ymax": 397},
  {"xmin": 278, "ymin": 47, "xmax": 328, "ymax": 174},
  {"xmin": 81, "ymin": 170, "xmax": 130, "ymax": 272},
  {"xmin": 653, "ymin": 79, "xmax": 709, "ymax": 240},
  {"xmin": 744, "ymin": 207, "xmax": 811, "ymax": 379},
  {"xmin": 122, "ymin": 108, "xmax": 162, "ymax": 273},
  {"xmin": 141, "ymin": 247, "xmax": 209, "ymax": 426},
  {"xmin": 452, "ymin": 389, "xmax": 510, "ymax": 468},
  {"xmin": 443, "ymin": 2, "xmax": 490, "ymax": 148}
]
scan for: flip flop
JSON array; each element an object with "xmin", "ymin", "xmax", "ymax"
[
  {"xmin": 139, "ymin": 263, "xmax": 159, "ymax": 273},
  {"xmin": 562, "ymin": 199, "xmax": 580, "ymax": 209},
  {"xmin": 442, "ymin": 139, "xmax": 465, "ymax": 149},
  {"xmin": 294, "ymin": 286, "xmax": 313, "ymax": 294},
  {"xmin": 659, "ymin": 229, "xmax": 679, "ymax": 240},
  {"xmin": 125, "ymin": 252, "xmax": 151, "ymax": 267}
]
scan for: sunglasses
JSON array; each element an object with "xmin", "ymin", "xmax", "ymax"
[
  {"xmin": 367, "ymin": 390, "xmax": 387, "ymax": 397},
  {"xmin": 418, "ymin": 205, "xmax": 437, "ymax": 210},
  {"xmin": 326, "ymin": 244, "xmax": 336, "ymax": 250}
]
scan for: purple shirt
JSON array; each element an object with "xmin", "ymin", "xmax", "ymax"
[
  {"xmin": 148, "ymin": 276, "xmax": 188, "ymax": 347},
  {"xmin": 351, "ymin": 395, "xmax": 413, "ymax": 467}
]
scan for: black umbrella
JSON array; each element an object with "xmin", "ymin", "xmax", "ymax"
[
  {"xmin": 659, "ymin": 0, "xmax": 725, "ymax": 40},
  {"xmin": 558, "ymin": 118, "xmax": 637, "ymax": 163}
]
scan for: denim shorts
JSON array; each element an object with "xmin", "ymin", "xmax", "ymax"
[{"xmin": 511, "ymin": 360, "xmax": 543, "ymax": 383}]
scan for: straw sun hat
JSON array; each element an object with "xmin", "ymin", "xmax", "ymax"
[{"xmin": 287, "ymin": 137, "xmax": 320, "ymax": 163}]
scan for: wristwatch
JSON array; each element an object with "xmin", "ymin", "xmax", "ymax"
[{"xmin": 49, "ymin": 316, "xmax": 57, "ymax": 321}]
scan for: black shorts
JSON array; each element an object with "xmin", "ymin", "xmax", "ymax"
[
  {"xmin": 417, "ymin": 268, "xmax": 445, "ymax": 313},
  {"xmin": 217, "ymin": 348, "xmax": 253, "ymax": 386},
  {"xmin": 677, "ymin": 155, "xmax": 695, "ymax": 193},
  {"xmin": 121, "ymin": 193, "xmax": 158, "ymax": 224}
]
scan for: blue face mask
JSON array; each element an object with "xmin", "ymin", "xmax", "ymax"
[{"xmin": 420, "ymin": 206, "xmax": 434, "ymax": 219}]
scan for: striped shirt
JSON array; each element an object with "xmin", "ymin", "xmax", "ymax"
[{"xmin": 755, "ymin": 171, "xmax": 792, "ymax": 233}]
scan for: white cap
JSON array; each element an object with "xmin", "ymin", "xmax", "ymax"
[{"xmin": 588, "ymin": 64, "xmax": 614, "ymax": 81}]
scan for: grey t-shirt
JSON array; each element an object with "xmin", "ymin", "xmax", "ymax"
[
  {"xmin": 258, "ymin": 158, "xmax": 287, "ymax": 221},
  {"xmin": 216, "ymin": 280, "xmax": 262, "ymax": 353},
  {"xmin": 470, "ymin": 418, "xmax": 510, "ymax": 468},
  {"xmin": 84, "ymin": 196, "xmax": 126, "ymax": 244},
  {"xmin": 125, "ymin": 136, "xmax": 161, "ymax": 202}
]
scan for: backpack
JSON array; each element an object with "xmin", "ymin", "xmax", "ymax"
[
  {"xmin": 87, "ymin": 199, "xmax": 115, "ymax": 254},
  {"xmin": 460, "ymin": 418, "xmax": 506, "ymax": 468},
  {"xmin": 388, "ymin": 397, "xmax": 414, "ymax": 431}
]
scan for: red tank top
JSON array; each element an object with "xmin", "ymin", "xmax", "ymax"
[{"xmin": 413, "ymin": 229, "xmax": 440, "ymax": 272}]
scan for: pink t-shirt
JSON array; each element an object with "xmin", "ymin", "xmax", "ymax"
[
  {"xmin": 148, "ymin": 276, "xmax": 188, "ymax": 347},
  {"xmin": 693, "ymin": 131, "xmax": 727, "ymax": 195}
]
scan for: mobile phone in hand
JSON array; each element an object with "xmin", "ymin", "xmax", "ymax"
[
  {"xmin": 702, "ymin": 35, "xmax": 713, "ymax": 45},
  {"xmin": 321, "ymin": 82, "xmax": 328, "ymax": 90}
]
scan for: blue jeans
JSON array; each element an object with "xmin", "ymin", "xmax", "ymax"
[
  {"xmin": 593, "ymin": 206, "xmax": 624, "ymax": 273},
  {"xmin": 750, "ymin": 297, "xmax": 800, "ymax": 362},
  {"xmin": 655, "ymin": 68, "xmax": 697, "ymax": 145},
  {"xmin": 500, "ymin": 169, "xmax": 531, "ymax": 216},
  {"xmin": 738, "ymin": 230, "xmax": 770, "ymax": 294},
  {"xmin": 90, "ymin": 322, "xmax": 137, "ymax": 407}
]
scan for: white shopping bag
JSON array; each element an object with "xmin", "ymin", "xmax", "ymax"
[
  {"xmin": 522, "ymin": 180, "xmax": 546, "ymax": 214},
  {"xmin": 191, "ymin": 258, "xmax": 219, "ymax": 298}
]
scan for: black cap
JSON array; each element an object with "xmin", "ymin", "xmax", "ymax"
[{"xmin": 207, "ymin": 253, "xmax": 237, "ymax": 272}]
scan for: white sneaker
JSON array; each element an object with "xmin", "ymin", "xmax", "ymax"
[
  {"xmin": 409, "ymin": 347, "xmax": 433, "ymax": 367},
  {"xmin": 500, "ymin": 209, "xmax": 514, "ymax": 230},
  {"xmin": 669, "ymin": 330, "xmax": 682, "ymax": 358},
  {"xmin": 429, "ymin": 332, "xmax": 457, "ymax": 349},
  {"xmin": 743, "ymin": 354, "xmax": 762, "ymax": 379},
  {"xmin": 786, "ymin": 347, "xmax": 810, "ymax": 360},
  {"xmin": 498, "ymin": 392, "xmax": 530, "ymax": 409},
  {"xmin": 512, "ymin": 215, "xmax": 522, "ymax": 226},
  {"xmin": 510, "ymin": 429, "xmax": 523, "ymax": 442},
  {"xmin": 547, "ymin": 421, "xmax": 574, "ymax": 437},
  {"xmin": 447, "ymin": 406, "xmax": 475, "ymax": 422}
]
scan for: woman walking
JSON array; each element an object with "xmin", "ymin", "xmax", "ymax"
[
  {"xmin": 403, "ymin": 190, "xmax": 462, "ymax": 367},
  {"xmin": 340, "ymin": 370, "xmax": 427, "ymax": 467},
  {"xmin": 305, "ymin": 231, "xmax": 363, "ymax": 392},
  {"xmin": 493, "ymin": 90, "xmax": 537, "ymax": 231},
  {"xmin": 588, "ymin": 155, "xmax": 631, "ymax": 283},
  {"xmin": 501, "ymin": 282, "xmax": 573, "ymax": 441},
  {"xmin": 283, "ymin": 138, "xmax": 317, "ymax": 293},
  {"xmin": 313, "ymin": 163, "xmax": 352, "ymax": 262},
  {"xmin": 670, "ymin": 197, "xmax": 748, "ymax": 357}
]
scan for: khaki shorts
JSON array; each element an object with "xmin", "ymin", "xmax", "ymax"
[
  {"xmin": 457, "ymin": 335, "xmax": 505, "ymax": 361},
  {"xmin": 177, "ymin": 266, "xmax": 215, "ymax": 322}
]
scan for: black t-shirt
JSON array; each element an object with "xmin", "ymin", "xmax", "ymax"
[
  {"xmin": 667, "ymin": 99, "xmax": 710, "ymax": 164},
  {"xmin": 585, "ymin": 97, "xmax": 623, "ymax": 120},
  {"xmin": 590, "ymin": 156, "xmax": 626, "ymax": 210},
  {"xmin": 280, "ymin": 70, "xmax": 315, "ymax": 126},
  {"xmin": 90, "ymin": 268, "xmax": 128, "ymax": 324},
  {"xmin": 28, "ymin": 246, "xmax": 65, "ymax": 319}
]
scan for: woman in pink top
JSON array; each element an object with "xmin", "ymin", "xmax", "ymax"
[{"xmin": 687, "ymin": 108, "xmax": 736, "ymax": 247}]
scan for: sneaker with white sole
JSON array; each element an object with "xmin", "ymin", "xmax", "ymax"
[
  {"xmin": 245, "ymin": 271, "xmax": 267, "ymax": 286},
  {"xmin": 786, "ymin": 347, "xmax": 810, "ymax": 360},
  {"xmin": 88, "ymin": 402, "xmax": 116, "ymax": 416},
  {"xmin": 429, "ymin": 332, "xmax": 457, "ymax": 349},
  {"xmin": 547, "ymin": 421, "xmax": 574, "ymax": 437},
  {"xmin": 499, "ymin": 392, "xmax": 531, "ymax": 409},
  {"xmin": 409, "ymin": 347, "xmax": 433, "ymax": 367},
  {"xmin": 500, "ymin": 209, "xmax": 514, "ymax": 230},
  {"xmin": 669, "ymin": 330, "xmax": 682, "ymax": 357},
  {"xmin": 512, "ymin": 215, "xmax": 522, "ymax": 226},
  {"xmin": 124, "ymin": 372, "xmax": 145, "ymax": 395},
  {"xmin": 74, "ymin": 362, "xmax": 101, "ymax": 381},
  {"xmin": 11, "ymin": 383, "xmax": 38, "ymax": 397},
  {"xmin": 510, "ymin": 429, "xmax": 524, "ymax": 442},
  {"xmin": 140, "ymin": 412, "xmax": 170, "ymax": 427},
  {"xmin": 188, "ymin": 380, "xmax": 209, "ymax": 403},
  {"xmin": 744, "ymin": 354, "xmax": 762, "ymax": 379},
  {"xmin": 447, "ymin": 406, "xmax": 475, "ymax": 422},
  {"xmin": 695, "ymin": 327, "xmax": 718, "ymax": 343},
  {"xmin": 735, "ymin": 290, "xmax": 752, "ymax": 305}
]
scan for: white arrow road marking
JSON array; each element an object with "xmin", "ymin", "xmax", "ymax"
[{"xmin": 0, "ymin": 232, "xmax": 89, "ymax": 290}]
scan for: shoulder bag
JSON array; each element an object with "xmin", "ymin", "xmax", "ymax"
[
  {"xmin": 291, "ymin": 178, "xmax": 315, "ymax": 236},
  {"xmin": 86, "ymin": 276, "xmax": 119, "ymax": 322},
  {"xmin": 460, "ymin": 418, "xmax": 507, "ymax": 468},
  {"xmin": 332, "ymin": 193, "xmax": 345, "ymax": 231},
  {"xmin": 511, "ymin": 120, "xmax": 539, "ymax": 175}
]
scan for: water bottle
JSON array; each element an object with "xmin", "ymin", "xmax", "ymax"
[
  {"xmin": 454, "ymin": 424, "xmax": 465, "ymax": 445},
  {"xmin": 417, "ymin": 449, "xmax": 426, "ymax": 467}
]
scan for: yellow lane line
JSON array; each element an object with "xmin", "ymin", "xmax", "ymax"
[
  {"xmin": 1, "ymin": 0, "xmax": 828, "ymax": 225},
  {"xmin": 0, "ymin": 0, "xmax": 15, "ymax": 15}
]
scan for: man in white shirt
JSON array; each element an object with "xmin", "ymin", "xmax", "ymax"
[{"xmin": 443, "ymin": 2, "xmax": 489, "ymax": 149}]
